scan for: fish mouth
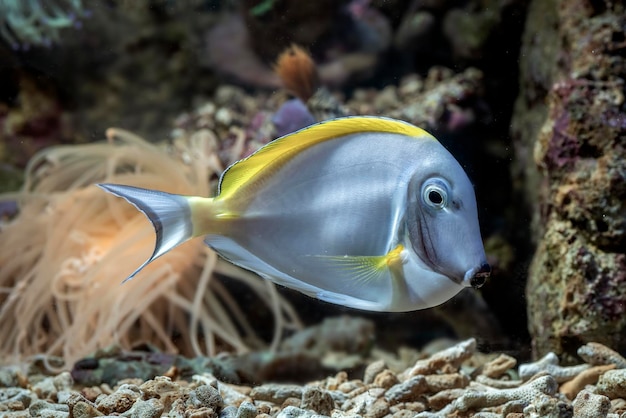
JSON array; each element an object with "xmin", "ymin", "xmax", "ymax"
[{"xmin": 464, "ymin": 263, "xmax": 491, "ymax": 288}]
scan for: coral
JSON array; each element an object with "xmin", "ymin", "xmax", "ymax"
[
  {"xmin": 0, "ymin": 76, "xmax": 70, "ymax": 168},
  {"xmin": 274, "ymin": 45, "xmax": 320, "ymax": 103},
  {"xmin": 402, "ymin": 338, "xmax": 476, "ymax": 378},
  {"xmin": 205, "ymin": 0, "xmax": 391, "ymax": 90},
  {"xmin": 519, "ymin": 353, "xmax": 590, "ymax": 383},
  {"xmin": 577, "ymin": 342, "xmax": 626, "ymax": 368},
  {"xmin": 0, "ymin": 0, "xmax": 87, "ymax": 49},
  {"xmin": 347, "ymin": 67, "xmax": 486, "ymax": 133},
  {"xmin": 0, "ymin": 128, "xmax": 300, "ymax": 369},
  {"xmin": 559, "ymin": 364, "xmax": 616, "ymax": 400},
  {"xmin": 512, "ymin": 0, "xmax": 626, "ymax": 360},
  {"xmin": 481, "ymin": 354, "xmax": 517, "ymax": 379},
  {"xmin": 384, "ymin": 376, "xmax": 427, "ymax": 405},
  {"xmin": 204, "ymin": 14, "xmax": 282, "ymax": 90},
  {"xmin": 417, "ymin": 375, "xmax": 560, "ymax": 417},
  {"xmin": 442, "ymin": 5, "xmax": 499, "ymax": 60},
  {"xmin": 171, "ymin": 85, "xmax": 278, "ymax": 164}
]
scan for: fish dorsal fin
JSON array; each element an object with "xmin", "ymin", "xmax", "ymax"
[{"xmin": 217, "ymin": 116, "xmax": 435, "ymax": 201}]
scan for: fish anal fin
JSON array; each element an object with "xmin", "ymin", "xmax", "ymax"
[{"xmin": 311, "ymin": 244, "xmax": 407, "ymax": 287}]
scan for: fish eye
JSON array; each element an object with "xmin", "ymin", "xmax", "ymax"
[{"xmin": 422, "ymin": 179, "xmax": 449, "ymax": 209}]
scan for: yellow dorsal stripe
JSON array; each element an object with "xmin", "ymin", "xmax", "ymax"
[{"xmin": 217, "ymin": 116, "xmax": 435, "ymax": 201}]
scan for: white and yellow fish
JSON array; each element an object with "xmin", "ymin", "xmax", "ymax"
[{"xmin": 98, "ymin": 116, "xmax": 490, "ymax": 312}]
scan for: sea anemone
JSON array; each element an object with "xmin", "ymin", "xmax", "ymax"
[{"xmin": 0, "ymin": 128, "xmax": 301, "ymax": 370}]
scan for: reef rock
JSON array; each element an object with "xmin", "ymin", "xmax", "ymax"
[{"xmin": 512, "ymin": 0, "xmax": 626, "ymax": 360}]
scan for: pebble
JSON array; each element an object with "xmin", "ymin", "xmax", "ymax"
[
  {"xmin": 384, "ymin": 375, "xmax": 427, "ymax": 405},
  {"xmin": 250, "ymin": 384, "xmax": 303, "ymax": 404},
  {"xmin": 363, "ymin": 360, "xmax": 386, "ymax": 385},
  {"xmin": 120, "ymin": 397, "xmax": 164, "ymax": 418},
  {"xmin": 235, "ymin": 400, "xmax": 257, "ymax": 418},
  {"xmin": 220, "ymin": 405, "xmax": 238, "ymax": 418},
  {"xmin": 0, "ymin": 368, "xmax": 26, "ymax": 388},
  {"xmin": 95, "ymin": 383, "xmax": 141, "ymax": 414},
  {"xmin": 0, "ymin": 387, "xmax": 34, "ymax": 410},
  {"xmin": 301, "ymin": 386, "xmax": 334, "ymax": 415},
  {"xmin": 276, "ymin": 405, "xmax": 326, "ymax": 418},
  {"xmin": 29, "ymin": 399, "xmax": 69, "ymax": 417}
]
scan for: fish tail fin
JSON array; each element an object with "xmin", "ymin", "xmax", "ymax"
[{"xmin": 97, "ymin": 184, "xmax": 217, "ymax": 282}]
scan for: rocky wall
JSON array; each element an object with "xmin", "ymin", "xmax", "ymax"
[{"xmin": 512, "ymin": 0, "xmax": 626, "ymax": 361}]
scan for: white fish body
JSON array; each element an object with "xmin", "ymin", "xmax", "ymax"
[{"xmin": 99, "ymin": 116, "xmax": 490, "ymax": 312}]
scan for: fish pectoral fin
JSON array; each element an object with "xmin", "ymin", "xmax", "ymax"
[{"xmin": 309, "ymin": 244, "xmax": 407, "ymax": 286}]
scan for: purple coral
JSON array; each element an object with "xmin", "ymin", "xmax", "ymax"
[{"xmin": 272, "ymin": 98, "xmax": 316, "ymax": 138}]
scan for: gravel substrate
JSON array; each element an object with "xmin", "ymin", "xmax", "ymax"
[{"xmin": 2, "ymin": 338, "xmax": 626, "ymax": 417}]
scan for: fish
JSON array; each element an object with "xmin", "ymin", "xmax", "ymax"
[{"xmin": 98, "ymin": 116, "xmax": 490, "ymax": 312}]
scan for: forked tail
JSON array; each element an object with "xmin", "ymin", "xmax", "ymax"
[{"xmin": 98, "ymin": 184, "xmax": 206, "ymax": 282}]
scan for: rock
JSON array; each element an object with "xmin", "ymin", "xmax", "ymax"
[
  {"xmin": 513, "ymin": 0, "xmax": 626, "ymax": 361},
  {"xmin": 572, "ymin": 390, "xmax": 610, "ymax": 418},
  {"xmin": 597, "ymin": 369, "xmax": 626, "ymax": 399}
]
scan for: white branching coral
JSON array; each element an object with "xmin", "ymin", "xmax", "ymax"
[{"xmin": 0, "ymin": 128, "xmax": 301, "ymax": 370}]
